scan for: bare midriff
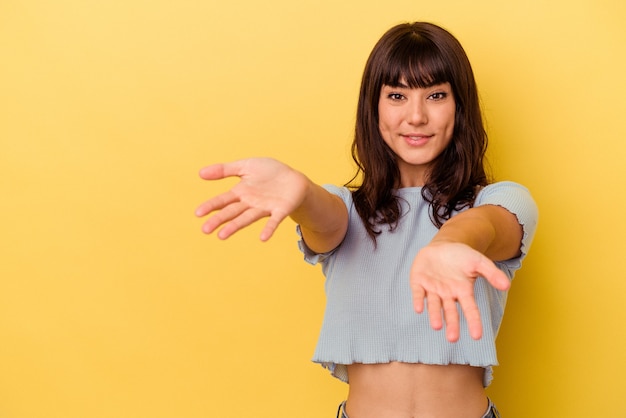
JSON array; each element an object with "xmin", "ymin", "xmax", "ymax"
[{"xmin": 345, "ymin": 362, "xmax": 488, "ymax": 418}]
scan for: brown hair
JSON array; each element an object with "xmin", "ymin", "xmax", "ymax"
[{"xmin": 348, "ymin": 22, "xmax": 489, "ymax": 240}]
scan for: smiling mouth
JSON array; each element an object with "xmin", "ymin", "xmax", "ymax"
[
  {"xmin": 403, "ymin": 134, "xmax": 432, "ymax": 145},
  {"xmin": 404, "ymin": 133, "xmax": 432, "ymax": 139}
]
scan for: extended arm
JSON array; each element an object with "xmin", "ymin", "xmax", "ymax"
[
  {"xmin": 195, "ymin": 158, "xmax": 348, "ymax": 253},
  {"xmin": 410, "ymin": 205, "xmax": 523, "ymax": 342}
]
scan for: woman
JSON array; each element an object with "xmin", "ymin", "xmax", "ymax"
[{"xmin": 196, "ymin": 22, "xmax": 538, "ymax": 418}]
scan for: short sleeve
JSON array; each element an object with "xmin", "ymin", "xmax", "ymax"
[
  {"xmin": 296, "ymin": 184, "xmax": 352, "ymax": 265},
  {"xmin": 475, "ymin": 181, "xmax": 539, "ymax": 273}
]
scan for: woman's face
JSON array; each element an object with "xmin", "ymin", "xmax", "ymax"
[{"xmin": 378, "ymin": 80, "xmax": 456, "ymax": 187}]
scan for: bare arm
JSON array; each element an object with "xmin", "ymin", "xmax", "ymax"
[
  {"xmin": 195, "ymin": 158, "xmax": 348, "ymax": 252},
  {"xmin": 289, "ymin": 179, "xmax": 348, "ymax": 254},
  {"xmin": 410, "ymin": 205, "xmax": 523, "ymax": 342},
  {"xmin": 432, "ymin": 204, "xmax": 523, "ymax": 261}
]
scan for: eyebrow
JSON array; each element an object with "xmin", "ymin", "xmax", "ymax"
[
  {"xmin": 383, "ymin": 82, "xmax": 410, "ymax": 89},
  {"xmin": 384, "ymin": 81, "xmax": 450, "ymax": 90}
]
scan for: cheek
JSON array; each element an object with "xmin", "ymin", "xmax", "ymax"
[
  {"xmin": 378, "ymin": 107, "xmax": 398, "ymax": 130},
  {"xmin": 445, "ymin": 109, "xmax": 456, "ymax": 134},
  {"xmin": 377, "ymin": 110, "xmax": 391, "ymax": 133}
]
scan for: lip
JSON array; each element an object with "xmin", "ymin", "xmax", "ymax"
[
  {"xmin": 402, "ymin": 133, "xmax": 433, "ymax": 145},
  {"xmin": 403, "ymin": 132, "xmax": 432, "ymax": 138}
]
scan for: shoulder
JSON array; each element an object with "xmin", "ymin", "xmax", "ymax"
[
  {"xmin": 476, "ymin": 181, "xmax": 537, "ymax": 212},
  {"xmin": 322, "ymin": 184, "xmax": 353, "ymax": 206},
  {"xmin": 476, "ymin": 181, "xmax": 539, "ymax": 259}
]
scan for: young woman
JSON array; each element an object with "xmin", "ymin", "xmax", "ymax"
[{"xmin": 196, "ymin": 22, "xmax": 538, "ymax": 418}]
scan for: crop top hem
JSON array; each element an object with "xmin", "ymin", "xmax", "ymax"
[{"xmin": 312, "ymin": 359, "xmax": 495, "ymax": 387}]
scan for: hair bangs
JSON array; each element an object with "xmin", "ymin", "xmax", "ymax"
[{"xmin": 382, "ymin": 35, "xmax": 450, "ymax": 89}]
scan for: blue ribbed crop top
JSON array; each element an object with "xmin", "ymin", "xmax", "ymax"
[{"xmin": 297, "ymin": 181, "xmax": 538, "ymax": 387}]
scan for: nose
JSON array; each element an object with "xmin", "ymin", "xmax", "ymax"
[{"xmin": 406, "ymin": 100, "xmax": 427, "ymax": 125}]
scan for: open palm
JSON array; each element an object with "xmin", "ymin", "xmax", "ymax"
[
  {"xmin": 195, "ymin": 158, "xmax": 310, "ymax": 241},
  {"xmin": 410, "ymin": 242, "xmax": 510, "ymax": 342}
]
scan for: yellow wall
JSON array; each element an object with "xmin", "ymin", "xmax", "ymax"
[{"xmin": 1, "ymin": 0, "xmax": 624, "ymax": 416}]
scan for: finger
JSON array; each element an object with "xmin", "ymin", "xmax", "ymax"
[
  {"xmin": 442, "ymin": 299, "xmax": 460, "ymax": 342},
  {"xmin": 198, "ymin": 160, "xmax": 247, "ymax": 180},
  {"xmin": 475, "ymin": 256, "xmax": 510, "ymax": 291},
  {"xmin": 201, "ymin": 202, "xmax": 248, "ymax": 234},
  {"xmin": 411, "ymin": 283, "xmax": 426, "ymax": 313},
  {"xmin": 195, "ymin": 191, "xmax": 239, "ymax": 217},
  {"xmin": 457, "ymin": 294, "xmax": 483, "ymax": 340},
  {"xmin": 216, "ymin": 208, "xmax": 270, "ymax": 240},
  {"xmin": 426, "ymin": 294, "xmax": 444, "ymax": 331},
  {"xmin": 259, "ymin": 212, "xmax": 288, "ymax": 242}
]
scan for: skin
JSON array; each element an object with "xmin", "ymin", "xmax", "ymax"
[
  {"xmin": 377, "ymin": 82, "xmax": 456, "ymax": 188},
  {"xmin": 196, "ymin": 83, "xmax": 523, "ymax": 417}
]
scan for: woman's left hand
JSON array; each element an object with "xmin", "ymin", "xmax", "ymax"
[{"xmin": 409, "ymin": 241, "xmax": 510, "ymax": 342}]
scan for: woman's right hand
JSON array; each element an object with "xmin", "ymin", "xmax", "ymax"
[{"xmin": 195, "ymin": 158, "xmax": 310, "ymax": 241}]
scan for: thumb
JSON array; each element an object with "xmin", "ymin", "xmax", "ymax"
[
  {"xmin": 475, "ymin": 256, "xmax": 510, "ymax": 291},
  {"xmin": 199, "ymin": 160, "xmax": 247, "ymax": 180}
]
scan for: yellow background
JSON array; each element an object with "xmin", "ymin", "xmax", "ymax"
[{"xmin": 1, "ymin": 0, "xmax": 624, "ymax": 416}]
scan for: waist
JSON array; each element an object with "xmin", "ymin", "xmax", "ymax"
[{"xmin": 345, "ymin": 362, "xmax": 488, "ymax": 418}]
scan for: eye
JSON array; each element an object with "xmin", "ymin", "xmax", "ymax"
[
  {"xmin": 387, "ymin": 93, "xmax": 405, "ymax": 101},
  {"xmin": 428, "ymin": 91, "xmax": 448, "ymax": 100}
]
